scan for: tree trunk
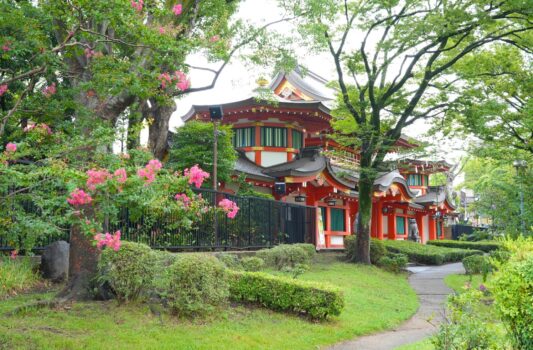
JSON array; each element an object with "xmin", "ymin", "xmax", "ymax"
[
  {"xmin": 58, "ymin": 207, "xmax": 100, "ymax": 300},
  {"xmin": 144, "ymin": 99, "xmax": 176, "ymax": 160},
  {"xmin": 355, "ymin": 169, "xmax": 373, "ymax": 264}
]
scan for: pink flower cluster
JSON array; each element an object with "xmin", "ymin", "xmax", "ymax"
[
  {"xmin": 24, "ymin": 123, "xmax": 53, "ymax": 135},
  {"xmin": 94, "ymin": 230, "xmax": 121, "ymax": 251},
  {"xmin": 137, "ymin": 159, "xmax": 162, "ymax": 184},
  {"xmin": 209, "ymin": 35, "xmax": 220, "ymax": 43},
  {"xmin": 172, "ymin": 4, "xmax": 182, "ymax": 15},
  {"xmin": 131, "ymin": 0, "xmax": 143, "ymax": 12},
  {"xmin": 174, "ymin": 193, "xmax": 191, "ymax": 207},
  {"xmin": 157, "ymin": 71, "xmax": 190, "ymax": 91},
  {"xmin": 2, "ymin": 42, "xmax": 10, "ymax": 52},
  {"xmin": 10, "ymin": 250, "xmax": 18, "ymax": 260},
  {"xmin": 0, "ymin": 84, "xmax": 7, "ymax": 96},
  {"xmin": 67, "ymin": 188, "xmax": 93, "ymax": 206},
  {"xmin": 84, "ymin": 48, "xmax": 95, "ymax": 58},
  {"xmin": 42, "ymin": 83, "xmax": 56, "ymax": 97},
  {"xmin": 114, "ymin": 168, "xmax": 128, "ymax": 184},
  {"xmin": 5, "ymin": 143, "xmax": 16, "ymax": 153},
  {"xmin": 218, "ymin": 198, "xmax": 239, "ymax": 219},
  {"xmin": 86, "ymin": 169, "xmax": 111, "ymax": 190},
  {"xmin": 184, "ymin": 164, "xmax": 209, "ymax": 188}
]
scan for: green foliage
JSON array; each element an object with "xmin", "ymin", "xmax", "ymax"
[
  {"xmin": 377, "ymin": 253, "xmax": 408, "ymax": 274},
  {"xmin": 216, "ymin": 253, "xmax": 242, "ymax": 270},
  {"xmin": 167, "ymin": 121, "xmax": 237, "ymax": 183},
  {"xmin": 97, "ymin": 241, "xmax": 156, "ymax": 302},
  {"xmin": 0, "ymin": 257, "xmax": 39, "ymax": 298},
  {"xmin": 428, "ymin": 240, "xmax": 502, "ymax": 252},
  {"xmin": 291, "ymin": 243, "xmax": 316, "ymax": 259},
  {"xmin": 433, "ymin": 290, "xmax": 506, "ymax": 350},
  {"xmin": 166, "ymin": 254, "xmax": 229, "ymax": 316},
  {"xmin": 462, "ymin": 255, "xmax": 491, "ymax": 282},
  {"xmin": 345, "ymin": 236, "xmax": 387, "ymax": 264},
  {"xmin": 382, "ymin": 240, "xmax": 483, "ymax": 265},
  {"xmin": 234, "ymin": 174, "xmax": 274, "ymax": 199},
  {"xmin": 228, "ymin": 270, "xmax": 344, "ymax": 320},
  {"xmin": 240, "ymin": 256, "xmax": 264, "ymax": 272},
  {"xmin": 492, "ymin": 238, "xmax": 533, "ymax": 349},
  {"xmin": 256, "ymin": 244, "xmax": 311, "ymax": 270}
]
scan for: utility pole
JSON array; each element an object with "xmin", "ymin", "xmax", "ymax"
[{"xmin": 209, "ymin": 106, "xmax": 223, "ymax": 246}]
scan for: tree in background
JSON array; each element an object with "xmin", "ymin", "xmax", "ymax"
[
  {"xmin": 279, "ymin": 0, "xmax": 531, "ymax": 263},
  {"xmin": 167, "ymin": 121, "xmax": 237, "ymax": 184}
]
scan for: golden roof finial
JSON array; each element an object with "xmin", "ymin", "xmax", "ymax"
[{"xmin": 256, "ymin": 77, "xmax": 269, "ymax": 87}]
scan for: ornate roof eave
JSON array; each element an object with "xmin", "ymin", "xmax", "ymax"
[{"xmin": 373, "ymin": 170, "xmax": 418, "ymax": 199}]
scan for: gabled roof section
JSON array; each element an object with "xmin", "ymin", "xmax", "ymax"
[
  {"xmin": 270, "ymin": 65, "xmax": 335, "ymax": 102},
  {"xmin": 414, "ymin": 186, "xmax": 457, "ymax": 209},
  {"xmin": 234, "ymin": 152, "xmax": 274, "ymax": 181},
  {"xmin": 262, "ymin": 147, "xmax": 327, "ymax": 178},
  {"xmin": 373, "ymin": 170, "xmax": 418, "ymax": 199}
]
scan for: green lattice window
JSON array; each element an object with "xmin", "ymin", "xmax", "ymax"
[
  {"xmin": 292, "ymin": 129, "xmax": 303, "ymax": 149},
  {"xmin": 437, "ymin": 221, "xmax": 442, "ymax": 236},
  {"xmin": 261, "ymin": 127, "xmax": 287, "ymax": 147},
  {"xmin": 407, "ymin": 174, "xmax": 422, "ymax": 186},
  {"xmin": 396, "ymin": 216, "xmax": 406, "ymax": 235},
  {"xmin": 330, "ymin": 208, "xmax": 346, "ymax": 231},
  {"xmin": 233, "ymin": 127, "xmax": 255, "ymax": 148}
]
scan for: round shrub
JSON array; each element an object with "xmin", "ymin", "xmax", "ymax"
[
  {"xmin": 462, "ymin": 255, "xmax": 491, "ymax": 279},
  {"xmin": 241, "ymin": 256, "xmax": 264, "ymax": 272},
  {"xmin": 292, "ymin": 243, "xmax": 316, "ymax": 259},
  {"xmin": 216, "ymin": 253, "xmax": 242, "ymax": 270},
  {"xmin": 166, "ymin": 254, "xmax": 229, "ymax": 316},
  {"xmin": 256, "ymin": 244, "xmax": 310, "ymax": 270},
  {"xmin": 378, "ymin": 253, "xmax": 408, "ymax": 273},
  {"xmin": 345, "ymin": 236, "xmax": 386, "ymax": 264},
  {"xmin": 97, "ymin": 241, "xmax": 156, "ymax": 302}
]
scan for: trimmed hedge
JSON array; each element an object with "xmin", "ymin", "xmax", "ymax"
[
  {"xmin": 256, "ymin": 244, "xmax": 311, "ymax": 270},
  {"xmin": 345, "ymin": 236, "xmax": 387, "ymax": 264},
  {"xmin": 427, "ymin": 240, "xmax": 501, "ymax": 252},
  {"xmin": 228, "ymin": 271, "xmax": 344, "ymax": 320},
  {"xmin": 382, "ymin": 240, "xmax": 483, "ymax": 265}
]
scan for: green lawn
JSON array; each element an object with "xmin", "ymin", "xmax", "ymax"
[
  {"xmin": 0, "ymin": 254, "xmax": 418, "ymax": 350},
  {"xmin": 394, "ymin": 338, "xmax": 434, "ymax": 350},
  {"xmin": 444, "ymin": 273, "xmax": 487, "ymax": 293}
]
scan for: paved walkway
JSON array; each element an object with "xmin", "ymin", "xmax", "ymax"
[{"xmin": 327, "ymin": 263, "xmax": 465, "ymax": 350}]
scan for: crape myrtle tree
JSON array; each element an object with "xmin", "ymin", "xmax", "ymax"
[
  {"xmin": 0, "ymin": 0, "xmax": 292, "ymax": 299},
  {"xmin": 278, "ymin": 0, "xmax": 532, "ymax": 263}
]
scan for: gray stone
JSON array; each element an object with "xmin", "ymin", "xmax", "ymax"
[{"xmin": 40, "ymin": 240, "xmax": 69, "ymax": 282}]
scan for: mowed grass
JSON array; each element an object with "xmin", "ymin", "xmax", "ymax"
[
  {"xmin": 0, "ymin": 253, "xmax": 418, "ymax": 350},
  {"xmin": 444, "ymin": 273, "xmax": 487, "ymax": 293}
]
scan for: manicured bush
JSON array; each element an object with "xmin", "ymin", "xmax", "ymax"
[
  {"xmin": 166, "ymin": 254, "xmax": 229, "ymax": 316},
  {"xmin": 98, "ymin": 241, "xmax": 156, "ymax": 302},
  {"xmin": 228, "ymin": 270, "xmax": 344, "ymax": 320},
  {"xmin": 377, "ymin": 253, "xmax": 408, "ymax": 273},
  {"xmin": 256, "ymin": 244, "xmax": 310, "ymax": 270},
  {"xmin": 462, "ymin": 255, "xmax": 491, "ymax": 281},
  {"xmin": 216, "ymin": 253, "xmax": 242, "ymax": 270},
  {"xmin": 0, "ymin": 257, "xmax": 39, "ymax": 298},
  {"xmin": 292, "ymin": 243, "xmax": 316, "ymax": 259},
  {"xmin": 345, "ymin": 236, "xmax": 387, "ymax": 264},
  {"xmin": 241, "ymin": 256, "xmax": 264, "ymax": 272},
  {"xmin": 428, "ymin": 240, "xmax": 501, "ymax": 252},
  {"xmin": 382, "ymin": 240, "xmax": 483, "ymax": 265}
]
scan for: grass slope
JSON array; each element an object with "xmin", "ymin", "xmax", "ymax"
[{"xmin": 0, "ymin": 254, "xmax": 418, "ymax": 350}]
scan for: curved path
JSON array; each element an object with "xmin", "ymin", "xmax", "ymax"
[{"xmin": 327, "ymin": 263, "xmax": 465, "ymax": 350}]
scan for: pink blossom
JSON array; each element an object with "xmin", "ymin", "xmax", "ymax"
[
  {"xmin": 114, "ymin": 168, "xmax": 128, "ymax": 183},
  {"xmin": 218, "ymin": 198, "xmax": 239, "ymax": 219},
  {"xmin": 172, "ymin": 4, "xmax": 182, "ymax": 15},
  {"xmin": 174, "ymin": 70, "xmax": 190, "ymax": 91},
  {"xmin": 184, "ymin": 164, "xmax": 209, "ymax": 188},
  {"xmin": 94, "ymin": 230, "xmax": 121, "ymax": 251},
  {"xmin": 5, "ymin": 143, "xmax": 16, "ymax": 153},
  {"xmin": 42, "ymin": 83, "xmax": 56, "ymax": 97},
  {"xmin": 84, "ymin": 48, "xmax": 95, "ymax": 58},
  {"xmin": 209, "ymin": 35, "xmax": 220, "ymax": 43},
  {"xmin": 67, "ymin": 188, "xmax": 93, "ymax": 206},
  {"xmin": 86, "ymin": 169, "xmax": 111, "ymax": 191},
  {"xmin": 131, "ymin": 0, "xmax": 143, "ymax": 12},
  {"xmin": 137, "ymin": 159, "xmax": 162, "ymax": 184},
  {"xmin": 10, "ymin": 250, "xmax": 18, "ymax": 260},
  {"xmin": 158, "ymin": 72, "xmax": 172, "ymax": 89},
  {"xmin": 158, "ymin": 27, "xmax": 166, "ymax": 34},
  {"xmin": 23, "ymin": 123, "xmax": 52, "ymax": 135},
  {"xmin": 0, "ymin": 84, "xmax": 7, "ymax": 96},
  {"xmin": 174, "ymin": 193, "xmax": 191, "ymax": 207},
  {"xmin": 2, "ymin": 42, "xmax": 10, "ymax": 52}
]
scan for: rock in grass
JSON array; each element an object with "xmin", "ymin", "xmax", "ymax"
[{"xmin": 40, "ymin": 241, "xmax": 69, "ymax": 282}]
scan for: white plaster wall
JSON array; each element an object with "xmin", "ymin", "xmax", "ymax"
[
  {"xmin": 245, "ymin": 151, "xmax": 255, "ymax": 162},
  {"xmin": 261, "ymin": 151, "xmax": 287, "ymax": 167},
  {"xmin": 423, "ymin": 215, "xmax": 429, "ymax": 243},
  {"xmin": 330, "ymin": 236, "xmax": 344, "ymax": 246},
  {"xmin": 382, "ymin": 215, "xmax": 388, "ymax": 234}
]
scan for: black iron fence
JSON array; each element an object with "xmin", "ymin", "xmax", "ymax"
[{"xmin": 1, "ymin": 188, "xmax": 316, "ymax": 251}]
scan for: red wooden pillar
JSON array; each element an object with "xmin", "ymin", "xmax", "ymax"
[
  {"xmin": 416, "ymin": 213, "xmax": 424, "ymax": 244},
  {"xmin": 428, "ymin": 214, "xmax": 436, "ymax": 241},
  {"xmin": 376, "ymin": 201, "xmax": 383, "ymax": 240},
  {"xmin": 388, "ymin": 212, "xmax": 396, "ymax": 240},
  {"xmin": 254, "ymin": 126, "xmax": 261, "ymax": 166}
]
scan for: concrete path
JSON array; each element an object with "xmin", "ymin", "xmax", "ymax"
[{"xmin": 327, "ymin": 263, "xmax": 465, "ymax": 350}]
